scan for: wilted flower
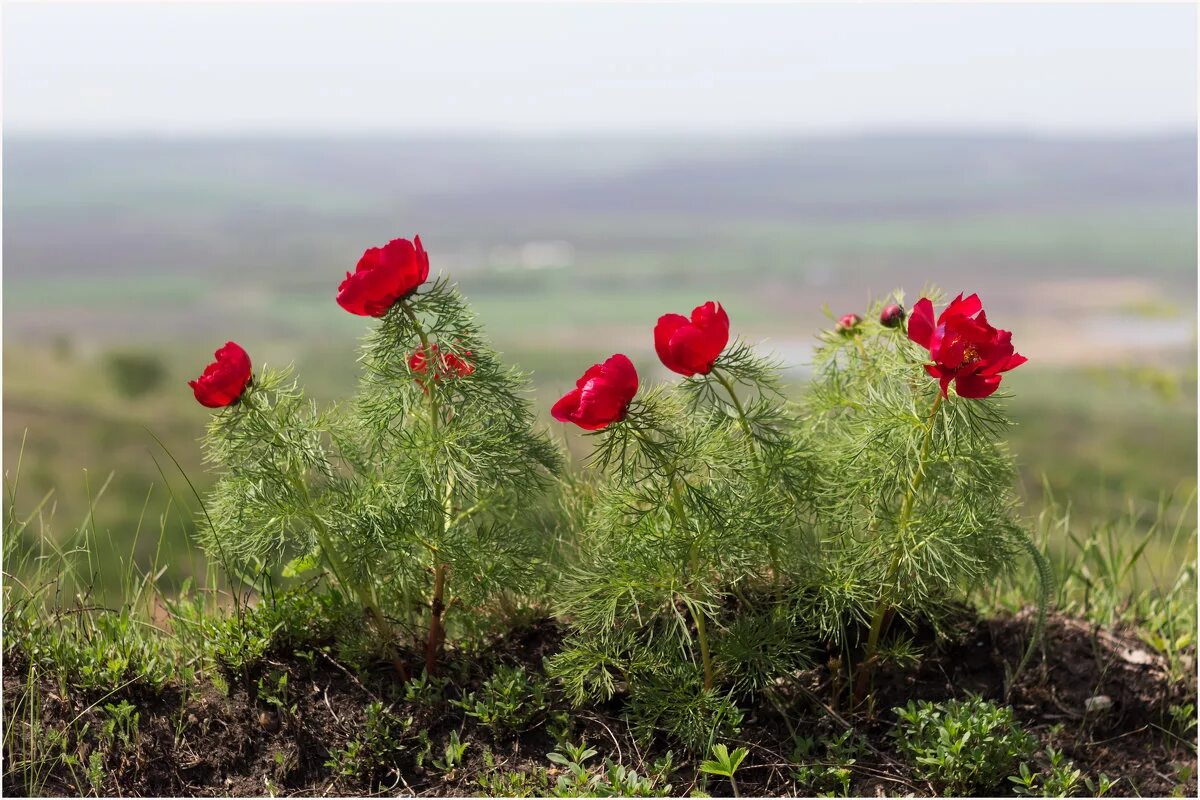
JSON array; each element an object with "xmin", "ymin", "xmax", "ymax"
[
  {"xmin": 880, "ymin": 303, "xmax": 906, "ymax": 328},
  {"xmin": 337, "ymin": 235, "xmax": 430, "ymax": 317},
  {"xmin": 551, "ymin": 354, "xmax": 639, "ymax": 430},
  {"xmin": 654, "ymin": 301, "xmax": 730, "ymax": 376},
  {"xmin": 908, "ymin": 293, "xmax": 1027, "ymax": 399},
  {"xmin": 189, "ymin": 341, "xmax": 252, "ymax": 408}
]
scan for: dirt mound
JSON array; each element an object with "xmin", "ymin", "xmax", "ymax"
[{"xmin": 3, "ymin": 611, "xmax": 1194, "ymax": 797}]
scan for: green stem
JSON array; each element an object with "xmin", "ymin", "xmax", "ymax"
[
  {"xmin": 854, "ymin": 391, "xmax": 943, "ymax": 705},
  {"xmin": 713, "ymin": 368, "xmax": 782, "ymax": 582},
  {"xmin": 671, "ymin": 480, "xmax": 714, "ymax": 691},
  {"xmin": 712, "ymin": 369, "xmax": 755, "ymax": 446},
  {"xmin": 400, "ymin": 299, "xmax": 454, "ymax": 675}
]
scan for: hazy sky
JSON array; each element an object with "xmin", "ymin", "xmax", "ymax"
[{"xmin": 4, "ymin": 2, "xmax": 1196, "ymax": 135}]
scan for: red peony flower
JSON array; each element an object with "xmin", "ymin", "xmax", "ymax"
[
  {"xmin": 836, "ymin": 313, "xmax": 863, "ymax": 333},
  {"xmin": 337, "ymin": 235, "xmax": 430, "ymax": 317},
  {"xmin": 551, "ymin": 354, "xmax": 639, "ymax": 430},
  {"xmin": 189, "ymin": 341, "xmax": 252, "ymax": 408},
  {"xmin": 879, "ymin": 304, "xmax": 906, "ymax": 329},
  {"xmin": 908, "ymin": 293, "xmax": 1027, "ymax": 399},
  {"xmin": 409, "ymin": 344, "xmax": 474, "ymax": 382},
  {"xmin": 654, "ymin": 301, "xmax": 730, "ymax": 376}
]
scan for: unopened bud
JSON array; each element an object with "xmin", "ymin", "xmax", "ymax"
[
  {"xmin": 880, "ymin": 303, "xmax": 906, "ymax": 329},
  {"xmin": 835, "ymin": 313, "xmax": 863, "ymax": 334}
]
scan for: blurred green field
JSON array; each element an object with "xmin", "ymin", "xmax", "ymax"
[{"xmin": 3, "ymin": 134, "xmax": 1196, "ymax": 601}]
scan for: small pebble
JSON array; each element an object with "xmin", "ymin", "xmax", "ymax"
[{"xmin": 1084, "ymin": 694, "xmax": 1113, "ymax": 714}]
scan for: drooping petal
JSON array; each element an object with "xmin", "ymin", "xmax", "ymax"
[
  {"xmin": 925, "ymin": 363, "xmax": 954, "ymax": 398},
  {"xmin": 414, "ymin": 235, "xmax": 431, "ymax": 285},
  {"xmin": 998, "ymin": 352, "xmax": 1028, "ymax": 373},
  {"xmin": 955, "ymin": 371, "xmax": 1002, "ymax": 399},
  {"xmin": 551, "ymin": 388, "xmax": 584, "ymax": 423},
  {"xmin": 654, "ymin": 314, "xmax": 691, "ymax": 374},
  {"xmin": 908, "ymin": 298, "xmax": 936, "ymax": 349}
]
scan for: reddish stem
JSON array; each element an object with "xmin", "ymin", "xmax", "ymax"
[{"xmin": 424, "ymin": 563, "xmax": 448, "ymax": 675}]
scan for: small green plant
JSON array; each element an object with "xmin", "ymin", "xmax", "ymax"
[
  {"xmin": 542, "ymin": 742, "xmax": 674, "ymax": 797},
  {"xmin": 1085, "ymin": 773, "xmax": 1119, "ymax": 796},
  {"xmin": 1170, "ymin": 763, "xmax": 1195, "ymax": 797},
  {"xmin": 85, "ymin": 750, "xmax": 105, "ymax": 795},
  {"xmin": 1168, "ymin": 702, "xmax": 1197, "ymax": 737},
  {"xmin": 324, "ymin": 701, "xmax": 411, "ymax": 782},
  {"xmin": 593, "ymin": 754, "xmax": 675, "ymax": 797},
  {"xmin": 790, "ymin": 730, "xmax": 864, "ymax": 797},
  {"xmin": 101, "ymin": 700, "xmax": 140, "ymax": 750},
  {"xmin": 433, "ymin": 729, "xmax": 470, "ymax": 775},
  {"xmin": 257, "ymin": 671, "xmax": 297, "ymax": 717},
  {"xmin": 405, "ymin": 670, "xmax": 450, "ymax": 706},
  {"xmin": 892, "ymin": 696, "xmax": 1035, "ymax": 795},
  {"xmin": 546, "ymin": 740, "xmax": 598, "ymax": 794},
  {"xmin": 453, "ymin": 665, "xmax": 549, "ymax": 732},
  {"xmin": 700, "ymin": 743, "xmax": 749, "ymax": 797},
  {"xmin": 1010, "ymin": 746, "xmax": 1088, "ymax": 797}
]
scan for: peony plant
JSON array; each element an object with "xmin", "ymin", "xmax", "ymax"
[
  {"xmin": 547, "ymin": 302, "xmax": 814, "ymax": 748},
  {"xmin": 796, "ymin": 291, "xmax": 1047, "ymax": 707},
  {"xmin": 191, "ymin": 235, "xmax": 559, "ymax": 676},
  {"xmin": 548, "ymin": 290, "xmax": 1049, "ymax": 745}
]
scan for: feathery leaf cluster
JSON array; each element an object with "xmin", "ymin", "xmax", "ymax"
[
  {"xmin": 198, "ymin": 280, "xmax": 560, "ymax": 672},
  {"xmin": 549, "ymin": 343, "xmax": 815, "ymax": 744}
]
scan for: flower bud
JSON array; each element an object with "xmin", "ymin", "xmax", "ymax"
[
  {"xmin": 835, "ymin": 313, "xmax": 862, "ymax": 334},
  {"xmin": 880, "ymin": 303, "xmax": 906, "ymax": 328}
]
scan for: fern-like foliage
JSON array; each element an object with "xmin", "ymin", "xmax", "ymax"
[
  {"xmin": 549, "ymin": 341, "xmax": 815, "ymax": 746},
  {"xmin": 198, "ymin": 280, "xmax": 561, "ymax": 671},
  {"xmin": 552, "ymin": 288, "xmax": 1049, "ymax": 735}
]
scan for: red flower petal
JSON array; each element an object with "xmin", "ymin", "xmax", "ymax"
[
  {"xmin": 654, "ymin": 314, "xmax": 691, "ymax": 374},
  {"xmin": 653, "ymin": 302, "xmax": 730, "ymax": 376},
  {"xmin": 924, "ymin": 363, "xmax": 954, "ymax": 398},
  {"xmin": 551, "ymin": 388, "xmax": 585, "ymax": 424},
  {"xmin": 553, "ymin": 354, "xmax": 638, "ymax": 430},
  {"xmin": 908, "ymin": 298, "xmax": 936, "ymax": 349},
  {"xmin": 337, "ymin": 235, "xmax": 429, "ymax": 317},
  {"xmin": 939, "ymin": 292, "xmax": 982, "ymax": 323},
  {"xmin": 189, "ymin": 341, "xmax": 252, "ymax": 408},
  {"xmin": 955, "ymin": 371, "xmax": 1002, "ymax": 399}
]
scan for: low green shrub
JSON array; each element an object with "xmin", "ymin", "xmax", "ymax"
[{"xmin": 892, "ymin": 696, "xmax": 1036, "ymax": 795}]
